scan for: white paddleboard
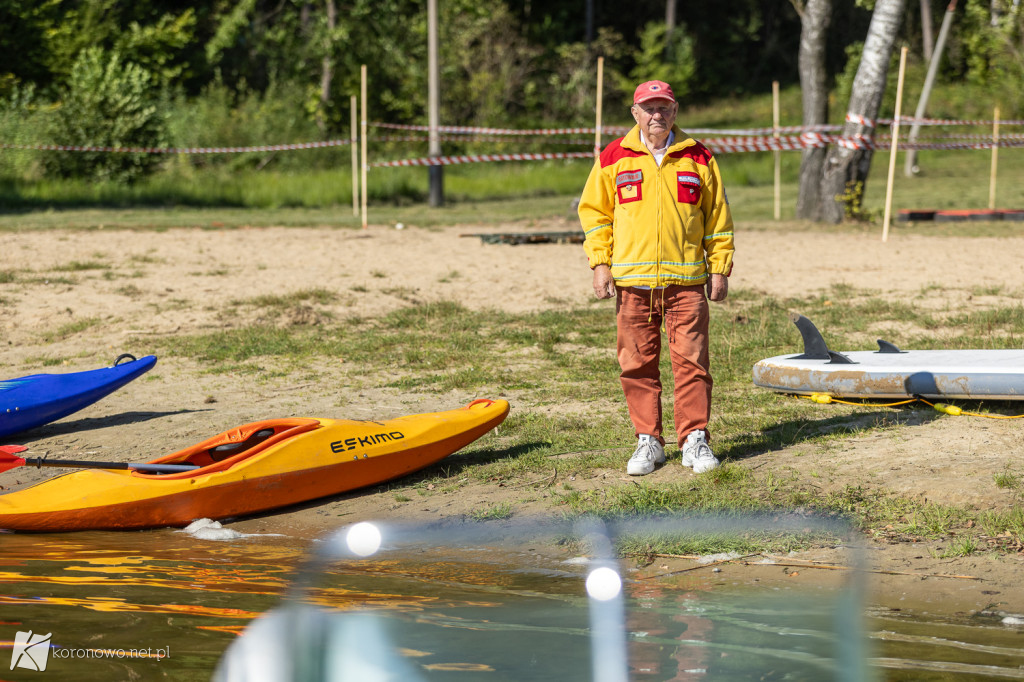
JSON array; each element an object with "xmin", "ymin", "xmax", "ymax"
[{"xmin": 752, "ymin": 315, "xmax": 1024, "ymax": 400}]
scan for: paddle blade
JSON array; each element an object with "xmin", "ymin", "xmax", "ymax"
[{"xmin": 0, "ymin": 445, "xmax": 29, "ymax": 473}]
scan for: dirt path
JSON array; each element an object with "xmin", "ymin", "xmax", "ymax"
[{"xmin": 2, "ymin": 219, "xmax": 1024, "ymax": 617}]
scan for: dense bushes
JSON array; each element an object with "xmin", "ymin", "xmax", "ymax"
[
  {"xmin": 42, "ymin": 48, "xmax": 167, "ymax": 183},
  {"xmin": 165, "ymin": 78, "xmax": 326, "ymax": 172}
]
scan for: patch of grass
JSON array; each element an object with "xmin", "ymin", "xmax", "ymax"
[
  {"xmin": 128, "ymin": 253, "xmax": 165, "ymax": 265},
  {"xmin": 240, "ymin": 288, "xmax": 338, "ymax": 308},
  {"xmin": 380, "ymin": 286, "xmax": 418, "ymax": 301},
  {"xmin": 52, "ymin": 260, "xmax": 110, "ymax": 272},
  {"xmin": 0, "ymin": 271, "xmax": 16, "ymax": 284},
  {"xmin": 994, "ymin": 468, "xmax": 1020, "ymax": 490},
  {"xmin": 617, "ymin": 528, "xmax": 830, "ymax": 558},
  {"xmin": 971, "ymin": 284, "xmax": 1005, "ymax": 297},
  {"xmin": 24, "ymin": 274, "xmax": 78, "ymax": 285},
  {"xmin": 40, "ymin": 317, "xmax": 104, "ymax": 342},
  {"xmin": 158, "ymin": 326, "xmax": 328, "ymax": 373},
  {"xmin": 469, "ymin": 502, "xmax": 514, "ymax": 521},
  {"xmin": 937, "ymin": 535, "xmax": 981, "ymax": 559},
  {"xmin": 115, "ymin": 284, "xmax": 145, "ymax": 298},
  {"xmin": 141, "ymin": 285, "xmax": 1024, "ymax": 554}
]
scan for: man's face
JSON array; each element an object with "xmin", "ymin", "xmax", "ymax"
[{"xmin": 631, "ymin": 99, "xmax": 678, "ymax": 140}]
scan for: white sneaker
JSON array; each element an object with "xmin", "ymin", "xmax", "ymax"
[
  {"xmin": 626, "ymin": 435, "xmax": 666, "ymax": 476},
  {"xmin": 681, "ymin": 430, "xmax": 719, "ymax": 473}
]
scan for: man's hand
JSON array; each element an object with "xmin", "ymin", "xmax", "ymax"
[
  {"xmin": 706, "ymin": 273, "xmax": 728, "ymax": 302},
  {"xmin": 592, "ymin": 264, "xmax": 616, "ymax": 299}
]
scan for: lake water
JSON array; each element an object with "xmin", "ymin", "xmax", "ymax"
[{"xmin": 1, "ymin": 517, "xmax": 1022, "ymax": 681}]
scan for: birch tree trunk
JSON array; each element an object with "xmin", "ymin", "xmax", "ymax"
[
  {"xmin": 817, "ymin": 0, "xmax": 907, "ymax": 223},
  {"xmin": 665, "ymin": 0, "xmax": 678, "ymax": 59},
  {"xmin": 920, "ymin": 0, "xmax": 935, "ymax": 61},
  {"xmin": 317, "ymin": 0, "xmax": 337, "ymax": 134},
  {"xmin": 793, "ymin": 0, "xmax": 832, "ymax": 220}
]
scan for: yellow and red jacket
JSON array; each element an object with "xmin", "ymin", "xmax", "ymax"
[{"xmin": 578, "ymin": 124, "xmax": 734, "ymax": 287}]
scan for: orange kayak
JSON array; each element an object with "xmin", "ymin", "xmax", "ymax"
[{"xmin": 0, "ymin": 399, "xmax": 509, "ymax": 532}]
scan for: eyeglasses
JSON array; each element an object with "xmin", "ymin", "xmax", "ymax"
[{"xmin": 634, "ymin": 103, "xmax": 675, "ymax": 117}]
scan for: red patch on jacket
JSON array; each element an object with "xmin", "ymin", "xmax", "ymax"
[
  {"xmin": 668, "ymin": 141, "xmax": 712, "ymax": 166},
  {"xmin": 600, "ymin": 138, "xmax": 646, "ymax": 168},
  {"xmin": 616, "ymin": 170, "xmax": 643, "ymax": 204},
  {"xmin": 676, "ymin": 171, "xmax": 700, "ymax": 204}
]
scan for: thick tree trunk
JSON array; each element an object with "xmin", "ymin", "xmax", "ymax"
[
  {"xmin": 793, "ymin": 0, "xmax": 831, "ymax": 220},
  {"xmin": 817, "ymin": 0, "xmax": 907, "ymax": 223}
]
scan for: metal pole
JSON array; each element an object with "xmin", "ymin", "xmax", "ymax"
[
  {"xmin": 427, "ymin": 0, "xmax": 443, "ymax": 207},
  {"xmin": 905, "ymin": 0, "xmax": 957, "ymax": 176},
  {"xmin": 882, "ymin": 47, "xmax": 908, "ymax": 243}
]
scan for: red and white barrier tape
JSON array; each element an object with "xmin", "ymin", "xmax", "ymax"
[
  {"xmin": 899, "ymin": 138, "xmax": 1024, "ymax": 151},
  {"xmin": 375, "ymin": 134, "xmax": 594, "ymax": 146},
  {"xmin": 371, "ymin": 121, "xmax": 848, "ymax": 137},
  {"xmin": 0, "ymin": 139, "xmax": 350, "ymax": 154},
  {"xmin": 5, "ymin": 128, "xmax": 1024, "ymax": 167},
  {"xmin": 702, "ymin": 136, "xmax": 813, "ymax": 153},
  {"xmin": 847, "ymin": 113, "xmax": 1024, "ymax": 128},
  {"xmin": 370, "ymin": 151, "xmax": 594, "ymax": 168},
  {"xmin": 370, "ymin": 122, "xmax": 621, "ymax": 136}
]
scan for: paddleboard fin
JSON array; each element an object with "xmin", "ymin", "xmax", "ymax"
[
  {"xmin": 876, "ymin": 339, "xmax": 904, "ymax": 353},
  {"xmin": 789, "ymin": 314, "xmax": 854, "ymax": 364}
]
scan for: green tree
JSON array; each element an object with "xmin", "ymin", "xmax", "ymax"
[
  {"xmin": 622, "ymin": 21, "xmax": 696, "ymax": 103},
  {"xmin": 0, "ymin": 0, "xmax": 62, "ymax": 96},
  {"xmin": 44, "ymin": 47, "xmax": 167, "ymax": 182}
]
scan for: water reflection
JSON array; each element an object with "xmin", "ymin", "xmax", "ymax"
[
  {"xmin": 0, "ymin": 517, "xmax": 1022, "ymax": 680},
  {"xmin": 215, "ymin": 516, "xmax": 870, "ymax": 681},
  {"xmin": 0, "ymin": 531, "xmax": 299, "ymax": 680}
]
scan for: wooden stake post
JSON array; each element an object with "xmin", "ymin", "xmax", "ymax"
[
  {"xmin": 772, "ymin": 80, "xmax": 781, "ymax": 221},
  {"xmin": 360, "ymin": 65, "xmax": 368, "ymax": 230},
  {"xmin": 989, "ymin": 106, "xmax": 1000, "ymax": 210},
  {"xmin": 594, "ymin": 57, "xmax": 604, "ymax": 160},
  {"xmin": 350, "ymin": 95, "xmax": 358, "ymax": 217},
  {"xmin": 882, "ymin": 47, "xmax": 909, "ymax": 243}
]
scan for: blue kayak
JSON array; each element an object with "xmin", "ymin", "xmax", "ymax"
[{"xmin": 0, "ymin": 354, "xmax": 157, "ymax": 438}]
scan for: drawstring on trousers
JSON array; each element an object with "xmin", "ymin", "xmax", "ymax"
[{"xmin": 646, "ymin": 287, "xmax": 668, "ymax": 334}]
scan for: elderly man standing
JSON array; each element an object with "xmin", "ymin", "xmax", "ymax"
[{"xmin": 578, "ymin": 80, "xmax": 735, "ymax": 476}]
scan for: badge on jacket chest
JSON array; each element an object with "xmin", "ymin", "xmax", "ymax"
[
  {"xmin": 675, "ymin": 169, "xmax": 700, "ymax": 204},
  {"xmin": 677, "ymin": 171, "xmax": 701, "ymax": 205},
  {"xmin": 615, "ymin": 170, "xmax": 643, "ymax": 204}
]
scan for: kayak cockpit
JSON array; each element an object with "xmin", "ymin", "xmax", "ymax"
[{"xmin": 138, "ymin": 418, "xmax": 322, "ymax": 478}]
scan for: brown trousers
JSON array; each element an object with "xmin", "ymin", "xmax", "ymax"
[{"xmin": 615, "ymin": 285, "xmax": 712, "ymax": 445}]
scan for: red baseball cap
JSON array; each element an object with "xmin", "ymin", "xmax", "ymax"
[{"xmin": 633, "ymin": 80, "xmax": 675, "ymax": 105}]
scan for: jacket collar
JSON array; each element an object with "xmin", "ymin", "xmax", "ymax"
[{"xmin": 622, "ymin": 124, "xmax": 692, "ymax": 155}]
